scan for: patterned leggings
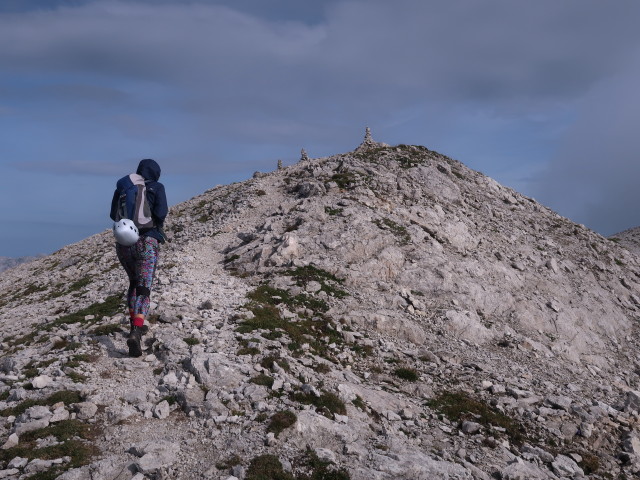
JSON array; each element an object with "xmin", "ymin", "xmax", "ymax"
[{"xmin": 116, "ymin": 236, "xmax": 159, "ymax": 317}]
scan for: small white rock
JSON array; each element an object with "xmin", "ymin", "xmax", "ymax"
[{"xmin": 31, "ymin": 375, "xmax": 52, "ymax": 389}]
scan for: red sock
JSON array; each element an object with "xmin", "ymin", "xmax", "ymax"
[{"xmin": 132, "ymin": 316, "xmax": 144, "ymax": 327}]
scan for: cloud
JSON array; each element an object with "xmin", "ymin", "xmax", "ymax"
[
  {"xmin": 2, "ymin": 0, "xmax": 640, "ymax": 258},
  {"xmin": 4, "ymin": 1, "xmax": 637, "ymax": 115},
  {"xmin": 531, "ymin": 54, "xmax": 640, "ymax": 236}
]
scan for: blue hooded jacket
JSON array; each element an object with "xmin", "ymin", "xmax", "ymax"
[{"xmin": 110, "ymin": 159, "xmax": 168, "ymax": 243}]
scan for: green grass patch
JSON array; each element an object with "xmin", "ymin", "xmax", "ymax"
[
  {"xmin": 284, "ymin": 265, "xmax": 348, "ymax": 299},
  {"xmin": 351, "ymin": 344, "xmax": 373, "ymax": 357},
  {"xmin": 224, "ymin": 254, "xmax": 240, "ymax": 264},
  {"xmin": 1, "ymin": 390, "xmax": 82, "ymax": 417},
  {"xmin": 51, "ymin": 340, "xmax": 82, "ymax": 352},
  {"xmin": 393, "ymin": 367, "xmax": 419, "ymax": 382},
  {"xmin": 161, "ymin": 395, "xmax": 178, "ymax": 406},
  {"xmin": 284, "ymin": 265, "xmax": 344, "ymax": 286},
  {"xmin": 90, "ymin": 323, "xmax": 123, "ymax": 336},
  {"xmin": 451, "ymin": 168, "xmax": 465, "ymax": 180},
  {"xmin": 66, "ymin": 370, "xmax": 87, "ymax": 383},
  {"xmin": 578, "ymin": 453, "xmax": 600, "ymax": 474},
  {"xmin": 7, "ymin": 330, "xmax": 39, "ymax": 348},
  {"xmin": 238, "ymin": 311, "xmax": 338, "ymax": 359},
  {"xmin": 250, "ymin": 374, "xmax": 274, "ymax": 388},
  {"xmin": 237, "ymin": 284, "xmax": 346, "ymax": 360},
  {"xmin": 0, "ymin": 419, "xmax": 99, "ymax": 477},
  {"xmin": 45, "ymin": 277, "xmax": 94, "ymax": 300},
  {"xmin": 291, "ymin": 390, "xmax": 346, "ymax": 418},
  {"xmin": 352, "ymin": 395, "xmax": 366, "ymax": 411},
  {"xmin": 21, "ymin": 283, "xmax": 48, "ymax": 297},
  {"xmin": 246, "ymin": 448, "xmax": 351, "ymax": 480},
  {"xmin": 261, "ymin": 354, "xmax": 290, "ymax": 372},
  {"xmin": 71, "ymin": 354, "xmax": 94, "ymax": 362},
  {"xmin": 314, "ymin": 363, "xmax": 331, "ymax": 374},
  {"xmin": 45, "ymin": 295, "xmax": 123, "ymax": 332},
  {"xmin": 294, "ymin": 448, "xmax": 351, "ymax": 480},
  {"xmin": 23, "ymin": 362, "xmax": 39, "ymax": 379},
  {"xmin": 267, "ymin": 410, "xmax": 297, "ymax": 437},
  {"xmin": 331, "ymin": 171, "xmax": 358, "ymax": 189},
  {"xmin": 216, "ymin": 454, "xmax": 242, "ymax": 471},
  {"xmin": 427, "ymin": 391, "xmax": 527, "ymax": 446},
  {"xmin": 67, "ymin": 276, "xmax": 92, "ymax": 293},
  {"xmin": 373, "ymin": 218, "xmax": 411, "ymax": 245},
  {"xmin": 37, "ymin": 358, "xmax": 57, "ymax": 368},
  {"xmin": 324, "ymin": 206, "xmax": 343, "ymax": 216},
  {"xmin": 246, "ymin": 454, "xmax": 294, "ymax": 480}
]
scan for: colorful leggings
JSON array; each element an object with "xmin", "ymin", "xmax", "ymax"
[{"xmin": 116, "ymin": 236, "xmax": 159, "ymax": 318}]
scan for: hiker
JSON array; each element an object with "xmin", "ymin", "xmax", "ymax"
[{"xmin": 110, "ymin": 159, "xmax": 168, "ymax": 357}]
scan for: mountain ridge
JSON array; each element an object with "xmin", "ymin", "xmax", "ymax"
[
  {"xmin": 1, "ymin": 133, "xmax": 640, "ymax": 479},
  {"xmin": 0, "ymin": 256, "xmax": 43, "ymax": 274}
]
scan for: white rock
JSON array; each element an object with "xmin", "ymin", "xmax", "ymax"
[
  {"xmin": 133, "ymin": 441, "xmax": 180, "ymax": 474},
  {"xmin": 75, "ymin": 402, "xmax": 98, "ymax": 420},
  {"xmin": 7, "ymin": 456, "xmax": 28, "ymax": 468},
  {"xmin": 25, "ymin": 405, "xmax": 52, "ymax": 420},
  {"xmin": 24, "ymin": 458, "xmax": 54, "ymax": 473},
  {"xmin": 461, "ymin": 420, "xmax": 482, "ymax": 434},
  {"xmin": 0, "ymin": 469, "xmax": 20, "ymax": 479},
  {"xmin": 31, "ymin": 375, "xmax": 52, "ymax": 389},
  {"xmin": 545, "ymin": 395, "xmax": 572, "ymax": 411},
  {"xmin": 501, "ymin": 457, "xmax": 551, "ymax": 479},
  {"xmin": 546, "ymin": 258, "xmax": 559, "ymax": 273},
  {"xmin": 551, "ymin": 454, "xmax": 584, "ymax": 477},
  {"xmin": 153, "ymin": 400, "xmax": 170, "ymax": 420},
  {"xmin": 384, "ymin": 411, "xmax": 401, "ymax": 421},
  {"xmin": 314, "ymin": 448, "xmax": 337, "ymax": 463},
  {"xmin": 162, "ymin": 371, "xmax": 179, "ymax": 386},
  {"xmin": 13, "ymin": 418, "xmax": 49, "ymax": 435},
  {"xmin": 265, "ymin": 432, "xmax": 277, "ymax": 446},
  {"xmin": 1, "ymin": 433, "xmax": 18, "ymax": 450},
  {"xmin": 50, "ymin": 406, "xmax": 70, "ymax": 423}
]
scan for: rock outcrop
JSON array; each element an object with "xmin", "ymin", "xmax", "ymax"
[{"xmin": 1, "ymin": 130, "xmax": 640, "ymax": 479}]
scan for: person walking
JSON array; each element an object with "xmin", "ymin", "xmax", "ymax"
[{"xmin": 110, "ymin": 159, "xmax": 168, "ymax": 357}]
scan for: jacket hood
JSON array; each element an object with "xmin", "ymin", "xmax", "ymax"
[{"xmin": 136, "ymin": 159, "xmax": 161, "ymax": 182}]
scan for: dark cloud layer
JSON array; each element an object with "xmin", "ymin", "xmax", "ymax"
[{"xmin": 1, "ymin": 0, "xmax": 640, "ymax": 255}]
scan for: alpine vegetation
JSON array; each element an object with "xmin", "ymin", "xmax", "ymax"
[{"xmin": 1, "ymin": 129, "xmax": 640, "ymax": 479}]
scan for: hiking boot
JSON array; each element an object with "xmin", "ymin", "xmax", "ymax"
[
  {"xmin": 127, "ymin": 326, "xmax": 144, "ymax": 357},
  {"xmin": 128, "ymin": 323, "xmax": 149, "ymax": 337}
]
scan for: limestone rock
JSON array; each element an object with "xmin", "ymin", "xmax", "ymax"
[
  {"xmin": 132, "ymin": 440, "xmax": 181, "ymax": 474},
  {"xmin": 75, "ymin": 402, "xmax": 98, "ymax": 420},
  {"xmin": 1, "ymin": 434, "xmax": 18, "ymax": 450},
  {"xmin": 153, "ymin": 400, "xmax": 170, "ymax": 419},
  {"xmin": 31, "ymin": 375, "xmax": 52, "ymax": 389}
]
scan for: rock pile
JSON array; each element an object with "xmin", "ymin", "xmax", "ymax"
[{"xmin": 1, "ymin": 129, "xmax": 640, "ymax": 479}]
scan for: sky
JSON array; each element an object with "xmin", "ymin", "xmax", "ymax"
[{"xmin": 2, "ymin": 0, "xmax": 640, "ymax": 257}]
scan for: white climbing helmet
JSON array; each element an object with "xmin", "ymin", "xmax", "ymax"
[{"xmin": 113, "ymin": 219, "xmax": 139, "ymax": 246}]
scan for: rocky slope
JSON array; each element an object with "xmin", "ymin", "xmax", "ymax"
[
  {"xmin": 1, "ymin": 131, "xmax": 640, "ymax": 479},
  {"xmin": 611, "ymin": 227, "xmax": 640, "ymax": 258},
  {"xmin": 0, "ymin": 257, "xmax": 42, "ymax": 274}
]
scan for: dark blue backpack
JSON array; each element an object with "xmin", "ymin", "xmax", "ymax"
[{"xmin": 114, "ymin": 173, "xmax": 155, "ymax": 230}]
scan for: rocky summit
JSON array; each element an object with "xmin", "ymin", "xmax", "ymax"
[{"xmin": 1, "ymin": 130, "xmax": 640, "ymax": 480}]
